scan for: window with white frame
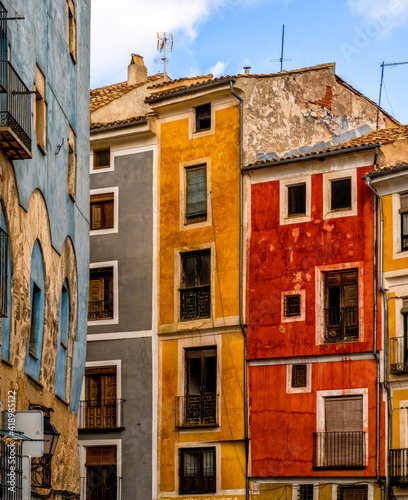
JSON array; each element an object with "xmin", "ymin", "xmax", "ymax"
[
  {"xmin": 280, "ymin": 176, "xmax": 311, "ymax": 225},
  {"xmin": 323, "ymin": 169, "xmax": 357, "ymax": 219}
]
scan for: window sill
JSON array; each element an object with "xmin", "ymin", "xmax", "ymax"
[
  {"xmin": 29, "ymin": 350, "xmax": 39, "ymax": 361},
  {"xmin": 25, "ymin": 373, "xmax": 43, "ymax": 388},
  {"xmin": 1, "ymin": 358, "xmax": 13, "ymax": 367},
  {"xmin": 55, "ymin": 394, "xmax": 69, "ymax": 406}
]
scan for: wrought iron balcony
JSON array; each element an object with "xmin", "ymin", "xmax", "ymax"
[
  {"xmin": 88, "ymin": 299, "xmax": 113, "ymax": 320},
  {"xmin": 390, "ymin": 449, "xmax": 408, "ymax": 485},
  {"xmin": 313, "ymin": 431, "xmax": 366, "ymax": 469},
  {"xmin": 324, "ymin": 306, "xmax": 358, "ymax": 343},
  {"xmin": 390, "ymin": 336, "xmax": 408, "ymax": 374},
  {"xmin": 78, "ymin": 399, "xmax": 124, "ymax": 431},
  {"xmin": 0, "ymin": 61, "xmax": 32, "ymax": 159},
  {"xmin": 180, "ymin": 285, "xmax": 210, "ymax": 321},
  {"xmin": 175, "ymin": 393, "xmax": 219, "ymax": 428}
]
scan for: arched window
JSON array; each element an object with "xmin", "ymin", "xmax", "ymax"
[
  {"xmin": 55, "ymin": 280, "xmax": 69, "ymax": 399},
  {"xmin": 0, "ymin": 203, "xmax": 10, "ymax": 361},
  {"xmin": 24, "ymin": 240, "xmax": 45, "ymax": 380}
]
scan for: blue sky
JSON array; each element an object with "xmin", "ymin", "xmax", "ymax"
[{"xmin": 91, "ymin": 0, "xmax": 408, "ymax": 124}]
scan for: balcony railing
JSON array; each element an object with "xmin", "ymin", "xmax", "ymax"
[
  {"xmin": 313, "ymin": 431, "xmax": 366, "ymax": 469},
  {"xmin": 0, "ymin": 61, "xmax": 31, "ymax": 159},
  {"xmin": 81, "ymin": 475, "xmax": 121, "ymax": 500},
  {"xmin": 390, "ymin": 449, "xmax": 408, "ymax": 485},
  {"xmin": 88, "ymin": 299, "xmax": 113, "ymax": 320},
  {"xmin": 78, "ymin": 399, "xmax": 124, "ymax": 430},
  {"xmin": 324, "ymin": 306, "xmax": 358, "ymax": 343},
  {"xmin": 390, "ymin": 336, "xmax": 408, "ymax": 374},
  {"xmin": 180, "ymin": 285, "xmax": 210, "ymax": 321},
  {"xmin": 175, "ymin": 393, "xmax": 219, "ymax": 428}
]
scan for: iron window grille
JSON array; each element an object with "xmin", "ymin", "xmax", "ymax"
[
  {"xmin": 331, "ymin": 178, "xmax": 352, "ymax": 211},
  {"xmin": 337, "ymin": 485, "xmax": 368, "ymax": 500},
  {"xmin": 389, "ymin": 448, "xmax": 408, "ymax": 485},
  {"xmin": 176, "ymin": 394, "xmax": 219, "ymax": 428},
  {"xmin": 180, "ymin": 250, "xmax": 211, "ymax": 321},
  {"xmin": 299, "ymin": 484, "xmax": 314, "ymax": 500},
  {"xmin": 179, "ymin": 447, "xmax": 216, "ymax": 495},
  {"xmin": 0, "ymin": 439, "xmax": 23, "ymax": 499},
  {"xmin": 292, "ymin": 364, "xmax": 307, "ymax": 388},
  {"xmin": 0, "ymin": 227, "xmax": 8, "ymax": 317},
  {"xmin": 324, "ymin": 270, "xmax": 358, "ymax": 343},
  {"xmin": 284, "ymin": 293, "xmax": 301, "ymax": 317},
  {"xmin": 288, "ymin": 184, "xmax": 306, "ymax": 216},
  {"xmin": 195, "ymin": 103, "xmax": 211, "ymax": 132},
  {"xmin": 313, "ymin": 431, "xmax": 366, "ymax": 469}
]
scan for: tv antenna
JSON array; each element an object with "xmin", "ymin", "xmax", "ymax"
[
  {"xmin": 270, "ymin": 25, "xmax": 292, "ymax": 72},
  {"xmin": 377, "ymin": 60, "xmax": 408, "ymax": 128},
  {"xmin": 155, "ymin": 32, "xmax": 173, "ymax": 78}
]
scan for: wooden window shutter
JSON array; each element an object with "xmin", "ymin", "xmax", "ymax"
[
  {"xmin": 89, "ymin": 277, "xmax": 103, "ymax": 302},
  {"xmin": 292, "ymin": 364, "xmax": 307, "ymax": 387},
  {"xmin": 400, "ymin": 193, "xmax": 408, "ymax": 214},
  {"xmin": 401, "ymin": 298, "xmax": 408, "ymax": 314},
  {"xmin": 86, "ymin": 446, "xmax": 116, "ymax": 466},
  {"xmin": 325, "ymin": 395, "xmax": 363, "ymax": 432}
]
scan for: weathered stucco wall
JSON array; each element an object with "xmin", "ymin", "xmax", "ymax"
[{"xmin": 238, "ymin": 65, "xmax": 397, "ymax": 165}]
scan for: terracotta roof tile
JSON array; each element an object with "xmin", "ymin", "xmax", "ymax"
[
  {"xmin": 365, "ymin": 162, "xmax": 408, "ymax": 177},
  {"xmin": 147, "ymin": 74, "xmax": 213, "ymax": 90},
  {"xmin": 90, "ymin": 74, "xmax": 164, "ymax": 112},
  {"xmin": 246, "ymin": 125, "xmax": 408, "ymax": 168},
  {"xmin": 90, "ymin": 115, "xmax": 147, "ymax": 131}
]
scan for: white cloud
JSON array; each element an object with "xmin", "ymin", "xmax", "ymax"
[
  {"xmin": 209, "ymin": 60, "xmax": 227, "ymax": 77},
  {"xmin": 347, "ymin": 0, "xmax": 408, "ymax": 35}
]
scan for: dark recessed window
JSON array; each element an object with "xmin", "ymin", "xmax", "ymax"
[
  {"xmin": 331, "ymin": 178, "xmax": 351, "ymax": 211},
  {"xmin": 180, "ymin": 250, "xmax": 211, "ymax": 321},
  {"xmin": 337, "ymin": 486, "xmax": 367, "ymax": 500},
  {"xmin": 284, "ymin": 294, "xmax": 301, "ymax": 317},
  {"xmin": 90, "ymin": 193, "xmax": 114, "ymax": 230},
  {"xmin": 186, "ymin": 165, "xmax": 207, "ymax": 223},
  {"xmin": 299, "ymin": 484, "xmax": 314, "ymax": 500},
  {"xmin": 288, "ymin": 184, "xmax": 306, "ymax": 216},
  {"xmin": 196, "ymin": 103, "xmax": 211, "ymax": 132},
  {"xmin": 399, "ymin": 193, "xmax": 408, "ymax": 251},
  {"xmin": 94, "ymin": 149, "xmax": 110, "ymax": 170},
  {"xmin": 292, "ymin": 364, "xmax": 307, "ymax": 388},
  {"xmin": 88, "ymin": 267, "xmax": 113, "ymax": 320},
  {"xmin": 179, "ymin": 447, "xmax": 216, "ymax": 495}
]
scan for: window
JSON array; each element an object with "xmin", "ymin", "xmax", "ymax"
[
  {"xmin": 390, "ymin": 298, "xmax": 408, "ymax": 374},
  {"xmin": 90, "ymin": 193, "xmax": 114, "ymax": 230},
  {"xmin": 176, "ymin": 347, "xmax": 217, "ymax": 427},
  {"xmin": 34, "ymin": 65, "xmax": 46, "ymax": 153},
  {"xmin": 93, "ymin": 149, "xmax": 110, "ymax": 170},
  {"xmin": 299, "ymin": 485, "xmax": 314, "ymax": 500},
  {"xmin": 195, "ymin": 103, "xmax": 211, "ymax": 132},
  {"xmin": 284, "ymin": 293, "xmax": 301, "ymax": 317},
  {"xmin": 179, "ymin": 447, "xmax": 216, "ymax": 495},
  {"xmin": 29, "ymin": 283, "xmax": 41, "ymax": 356},
  {"xmin": 324, "ymin": 269, "xmax": 358, "ymax": 343},
  {"xmin": 292, "ymin": 364, "xmax": 307, "ymax": 388},
  {"xmin": 0, "ymin": 225, "xmax": 8, "ymax": 318},
  {"xmin": 86, "ymin": 446, "xmax": 117, "ymax": 500},
  {"xmin": 67, "ymin": 0, "xmax": 76, "ymax": 63},
  {"xmin": 67, "ymin": 126, "xmax": 76, "ymax": 200},
  {"xmin": 400, "ymin": 193, "xmax": 408, "ymax": 251},
  {"xmin": 88, "ymin": 267, "xmax": 113, "ymax": 320},
  {"xmin": 0, "ymin": 440, "xmax": 23, "ymax": 500},
  {"xmin": 83, "ymin": 367, "xmax": 118, "ymax": 430},
  {"xmin": 55, "ymin": 282, "xmax": 69, "ymax": 400},
  {"xmin": 288, "ymin": 184, "xmax": 306, "ymax": 216},
  {"xmin": 331, "ymin": 178, "xmax": 351, "ymax": 211},
  {"xmin": 338, "ymin": 485, "xmax": 368, "ymax": 500},
  {"xmin": 314, "ymin": 395, "xmax": 365, "ymax": 469},
  {"xmin": 180, "ymin": 250, "xmax": 211, "ymax": 321},
  {"xmin": 185, "ymin": 165, "xmax": 207, "ymax": 223}
]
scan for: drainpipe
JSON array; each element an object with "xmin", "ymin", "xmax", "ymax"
[
  {"xmin": 365, "ymin": 148, "xmax": 391, "ymax": 500},
  {"xmin": 230, "ymin": 80, "xmax": 249, "ymax": 500}
]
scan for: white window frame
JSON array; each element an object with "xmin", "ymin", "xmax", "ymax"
[
  {"xmin": 90, "ymin": 187, "xmax": 119, "ymax": 236},
  {"xmin": 315, "ymin": 262, "xmax": 364, "ymax": 345},
  {"xmin": 280, "ymin": 175, "xmax": 312, "ymax": 225},
  {"xmin": 189, "ymin": 103, "xmax": 216, "ymax": 139},
  {"xmin": 281, "ymin": 290, "xmax": 306, "ymax": 323},
  {"xmin": 88, "ymin": 261, "xmax": 119, "ymax": 326},
  {"xmin": 79, "ymin": 439, "xmax": 122, "ymax": 500},
  {"xmin": 90, "ymin": 148, "xmax": 114, "ymax": 174},
  {"xmin": 323, "ymin": 168, "xmax": 357, "ymax": 220}
]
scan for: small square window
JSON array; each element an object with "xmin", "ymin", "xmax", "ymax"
[
  {"xmin": 337, "ymin": 485, "xmax": 367, "ymax": 500},
  {"xmin": 292, "ymin": 364, "xmax": 307, "ymax": 388},
  {"xmin": 288, "ymin": 184, "xmax": 306, "ymax": 216},
  {"xmin": 196, "ymin": 103, "xmax": 211, "ymax": 132},
  {"xmin": 331, "ymin": 178, "xmax": 351, "ymax": 211},
  {"xmin": 299, "ymin": 484, "xmax": 314, "ymax": 500},
  {"xmin": 90, "ymin": 193, "xmax": 114, "ymax": 230},
  {"xmin": 284, "ymin": 294, "xmax": 301, "ymax": 317},
  {"xmin": 94, "ymin": 149, "xmax": 110, "ymax": 170},
  {"xmin": 186, "ymin": 165, "xmax": 207, "ymax": 223},
  {"xmin": 179, "ymin": 447, "xmax": 216, "ymax": 495}
]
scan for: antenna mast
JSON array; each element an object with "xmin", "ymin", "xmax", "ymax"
[
  {"xmin": 377, "ymin": 60, "xmax": 408, "ymax": 128},
  {"xmin": 155, "ymin": 32, "xmax": 173, "ymax": 80},
  {"xmin": 270, "ymin": 24, "xmax": 292, "ymax": 72}
]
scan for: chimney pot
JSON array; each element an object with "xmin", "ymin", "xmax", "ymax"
[
  {"xmin": 243, "ymin": 66, "xmax": 251, "ymax": 74},
  {"xmin": 128, "ymin": 53, "xmax": 148, "ymax": 85}
]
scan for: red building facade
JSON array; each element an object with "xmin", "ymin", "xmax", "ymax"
[{"xmin": 245, "ymin": 144, "xmax": 385, "ymax": 500}]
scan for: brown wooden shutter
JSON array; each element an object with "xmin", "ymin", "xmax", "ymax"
[
  {"xmin": 86, "ymin": 446, "xmax": 116, "ymax": 466},
  {"xmin": 400, "ymin": 193, "xmax": 408, "ymax": 214},
  {"xmin": 89, "ymin": 277, "xmax": 103, "ymax": 302},
  {"xmin": 325, "ymin": 396, "xmax": 363, "ymax": 431},
  {"xmin": 104, "ymin": 201, "xmax": 114, "ymax": 228},
  {"xmin": 292, "ymin": 365, "xmax": 307, "ymax": 387}
]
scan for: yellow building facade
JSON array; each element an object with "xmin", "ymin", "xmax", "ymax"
[
  {"xmin": 148, "ymin": 80, "xmax": 246, "ymax": 499},
  {"xmin": 365, "ymin": 131, "xmax": 408, "ymax": 500}
]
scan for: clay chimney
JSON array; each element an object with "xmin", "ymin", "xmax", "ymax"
[{"xmin": 128, "ymin": 53, "xmax": 148, "ymax": 85}]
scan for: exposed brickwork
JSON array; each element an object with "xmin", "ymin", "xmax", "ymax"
[{"xmin": 315, "ymin": 85, "xmax": 333, "ymax": 109}]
